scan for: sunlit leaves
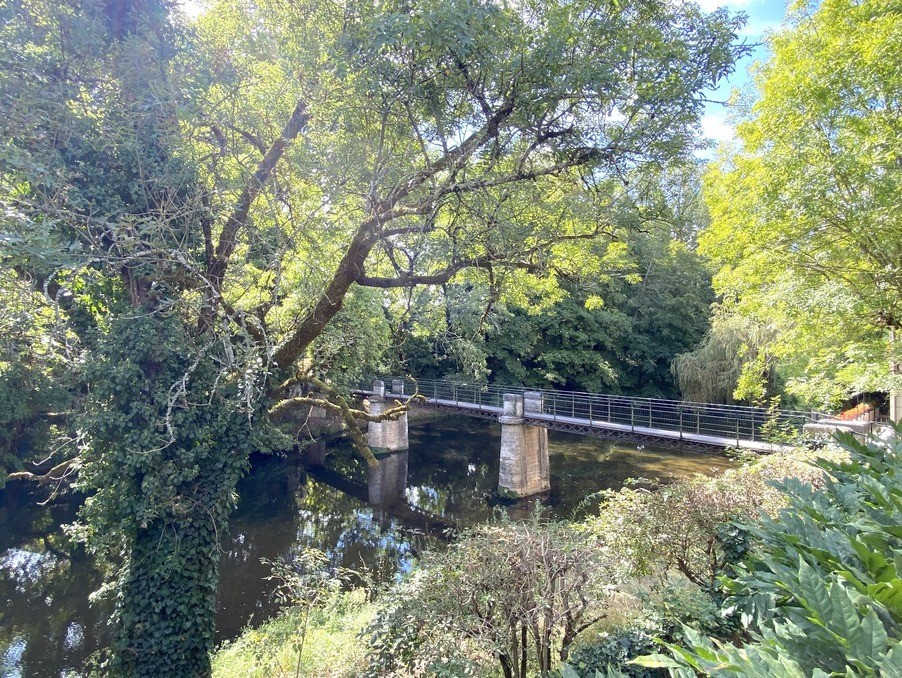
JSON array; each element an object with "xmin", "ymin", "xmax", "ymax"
[{"xmin": 700, "ymin": 0, "xmax": 902, "ymax": 405}]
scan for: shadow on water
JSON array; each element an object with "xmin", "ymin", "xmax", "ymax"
[{"xmin": 2, "ymin": 414, "xmax": 734, "ymax": 676}]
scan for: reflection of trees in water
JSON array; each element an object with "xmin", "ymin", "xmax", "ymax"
[
  {"xmin": 0, "ymin": 487, "xmax": 106, "ymax": 676},
  {"xmin": 291, "ymin": 478, "xmax": 427, "ymax": 585},
  {"xmin": 2, "ymin": 423, "xmax": 734, "ymax": 674}
]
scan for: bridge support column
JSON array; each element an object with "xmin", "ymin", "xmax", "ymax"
[
  {"xmin": 304, "ymin": 439, "xmax": 328, "ymax": 466},
  {"xmin": 367, "ymin": 450, "xmax": 409, "ymax": 506},
  {"xmin": 366, "ymin": 380, "xmax": 409, "ymax": 506},
  {"xmin": 367, "ymin": 380, "xmax": 409, "ymax": 452},
  {"xmin": 499, "ymin": 392, "xmax": 550, "ymax": 498}
]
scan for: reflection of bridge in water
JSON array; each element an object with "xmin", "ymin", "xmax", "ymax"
[{"xmin": 342, "ymin": 377, "xmax": 827, "ymax": 499}]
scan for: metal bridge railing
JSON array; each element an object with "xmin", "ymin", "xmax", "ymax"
[{"xmin": 362, "ymin": 376, "xmax": 827, "ymax": 445}]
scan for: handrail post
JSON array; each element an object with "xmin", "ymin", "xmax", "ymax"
[
  {"xmin": 631, "ymin": 401, "xmax": 635, "ymax": 431},
  {"xmin": 679, "ymin": 408, "xmax": 683, "ymax": 439}
]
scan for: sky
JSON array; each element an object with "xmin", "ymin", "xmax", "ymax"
[{"xmin": 698, "ymin": 0, "xmax": 792, "ymax": 149}]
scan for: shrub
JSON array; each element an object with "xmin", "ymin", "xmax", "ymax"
[
  {"xmin": 363, "ymin": 510, "xmax": 615, "ymax": 678},
  {"xmin": 638, "ymin": 426, "xmax": 902, "ymax": 675},
  {"xmin": 587, "ymin": 447, "xmax": 843, "ymax": 591}
]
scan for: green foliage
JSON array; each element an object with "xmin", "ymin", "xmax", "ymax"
[
  {"xmin": 564, "ymin": 625, "xmax": 662, "ymax": 678},
  {"xmin": 700, "ymin": 0, "xmax": 902, "ymax": 406},
  {"xmin": 671, "ymin": 314, "xmax": 778, "ymax": 405},
  {"xmin": 364, "ymin": 511, "xmax": 614, "ymax": 678},
  {"xmin": 2, "ymin": 0, "xmax": 750, "ymax": 673},
  {"xmin": 483, "ymin": 218, "xmax": 714, "ymax": 397},
  {"xmin": 586, "ymin": 449, "xmax": 837, "ymax": 591},
  {"xmin": 558, "ymin": 584, "xmax": 724, "ymax": 678},
  {"xmin": 73, "ymin": 314, "xmax": 262, "ymax": 677},
  {"xmin": 212, "ymin": 588, "xmax": 374, "ymax": 678},
  {"xmin": 309, "ymin": 288, "xmax": 393, "ymax": 388},
  {"xmin": 0, "ymin": 272, "xmax": 71, "ymax": 486},
  {"xmin": 264, "ymin": 549, "xmax": 356, "ymax": 678},
  {"xmin": 642, "ymin": 426, "xmax": 902, "ymax": 676}
]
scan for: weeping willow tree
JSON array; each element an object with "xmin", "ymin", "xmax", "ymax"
[{"xmin": 672, "ymin": 314, "xmax": 779, "ymax": 405}]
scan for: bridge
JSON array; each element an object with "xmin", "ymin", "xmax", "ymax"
[{"xmin": 343, "ymin": 377, "xmax": 827, "ymax": 499}]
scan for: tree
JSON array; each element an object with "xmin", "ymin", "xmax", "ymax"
[
  {"xmin": 700, "ymin": 0, "xmax": 902, "ymax": 410},
  {"xmin": 0, "ymin": 0, "xmax": 747, "ymax": 673},
  {"xmin": 482, "ymin": 166, "xmax": 715, "ymax": 397}
]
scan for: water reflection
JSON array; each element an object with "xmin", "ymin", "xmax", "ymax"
[
  {"xmin": 0, "ymin": 486, "xmax": 106, "ymax": 678},
  {"xmin": 2, "ymin": 415, "xmax": 733, "ymax": 676}
]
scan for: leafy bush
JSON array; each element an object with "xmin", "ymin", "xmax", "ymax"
[
  {"xmin": 639, "ymin": 426, "xmax": 902, "ymax": 676},
  {"xmin": 363, "ymin": 510, "xmax": 615, "ymax": 678},
  {"xmin": 560, "ymin": 582, "xmax": 727, "ymax": 678},
  {"xmin": 587, "ymin": 447, "xmax": 842, "ymax": 590}
]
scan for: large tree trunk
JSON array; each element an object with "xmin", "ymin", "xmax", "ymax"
[{"xmin": 110, "ymin": 472, "xmax": 237, "ymax": 677}]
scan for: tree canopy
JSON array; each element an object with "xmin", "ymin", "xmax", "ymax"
[
  {"xmin": 698, "ymin": 0, "xmax": 901, "ymax": 408},
  {"xmin": 0, "ymin": 0, "xmax": 747, "ymax": 672}
]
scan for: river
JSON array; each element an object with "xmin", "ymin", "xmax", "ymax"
[{"xmin": 0, "ymin": 415, "xmax": 733, "ymax": 676}]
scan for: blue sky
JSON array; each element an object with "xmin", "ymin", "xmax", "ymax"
[{"xmin": 699, "ymin": 0, "xmax": 791, "ymax": 147}]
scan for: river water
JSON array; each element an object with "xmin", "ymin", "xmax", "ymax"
[{"xmin": 0, "ymin": 415, "xmax": 733, "ymax": 676}]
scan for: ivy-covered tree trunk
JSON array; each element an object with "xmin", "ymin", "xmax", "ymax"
[
  {"xmin": 112, "ymin": 503, "xmax": 227, "ymax": 677},
  {"xmin": 77, "ymin": 315, "xmax": 258, "ymax": 676}
]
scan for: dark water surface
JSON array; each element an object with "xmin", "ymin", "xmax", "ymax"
[{"xmin": 1, "ymin": 416, "xmax": 733, "ymax": 676}]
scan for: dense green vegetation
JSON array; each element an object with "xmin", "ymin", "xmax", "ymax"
[
  {"xmin": 0, "ymin": 0, "xmax": 747, "ymax": 673},
  {"xmin": 1, "ymin": 0, "xmax": 899, "ymax": 674},
  {"xmin": 690, "ymin": 0, "xmax": 902, "ymax": 409},
  {"xmin": 641, "ymin": 429, "xmax": 902, "ymax": 676}
]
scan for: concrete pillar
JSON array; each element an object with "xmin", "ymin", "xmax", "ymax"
[
  {"xmin": 891, "ymin": 331, "xmax": 901, "ymax": 423},
  {"xmin": 498, "ymin": 392, "xmax": 550, "ymax": 497},
  {"xmin": 367, "ymin": 450, "xmax": 409, "ymax": 506},
  {"xmin": 391, "ymin": 379, "xmax": 405, "ymax": 396},
  {"xmin": 304, "ymin": 439, "xmax": 327, "ymax": 466},
  {"xmin": 367, "ymin": 380, "xmax": 409, "ymax": 452}
]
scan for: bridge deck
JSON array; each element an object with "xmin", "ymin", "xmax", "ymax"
[{"xmin": 379, "ymin": 392, "xmax": 795, "ymax": 454}]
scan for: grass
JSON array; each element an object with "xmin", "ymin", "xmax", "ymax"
[{"xmin": 212, "ymin": 588, "xmax": 375, "ymax": 678}]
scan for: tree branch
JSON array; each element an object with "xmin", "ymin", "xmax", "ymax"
[
  {"xmin": 206, "ymin": 99, "xmax": 310, "ymax": 296},
  {"xmin": 6, "ymin": 457, "xmax": 79, "ymax": 486},
  {"xmin": 269, "ymin": 374, "xmax": 422, "ymax": 467}
]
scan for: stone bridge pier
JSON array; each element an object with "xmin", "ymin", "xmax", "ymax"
[
  {"xmin": 366, "ymin": 380, "xmax": 409, "ymax": 505},
  {"xmin": 498, "ymin": 392, "xmax": 550, "ymax": 497}
]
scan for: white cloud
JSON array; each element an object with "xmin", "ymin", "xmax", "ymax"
[{"xmin": 700, "ymin": 112, "xmax": 736, "ymax": 144}]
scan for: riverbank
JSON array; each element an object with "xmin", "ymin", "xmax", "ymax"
[
  {"xmin": 213, "ymin": 441, "xmax": 844, "ymax": 677},
  {"xmin": 213, "ymin": 589, "xmax": 374, "ymax": 678}
]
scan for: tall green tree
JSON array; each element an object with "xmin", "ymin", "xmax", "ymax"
[
  {"xmin": 700, "ymin": 0, "xmax": 902, "ymax": 410},
  {"xmin": 482, "ymin": 166, "xmax": 715, "ymax": 396},
  {"xmin": 1, "ymin": 0, "xmax": 747, "ymax": 673}
]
